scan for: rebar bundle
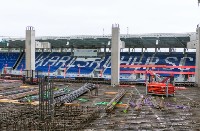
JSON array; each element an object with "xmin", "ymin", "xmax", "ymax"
[
  {"xmin": 105, "ymin": 89, "xmax": 126, "ymax": 113},
  {"xmin": 39, "ymin": 78, "xmax": 54, "ymax": 120},
  {"xmin": 54, "ymin": 83, "xmax": 97, "ymax": 106},
  {"xmin": 19, "ymin": 87, "xmax": 72, "ymax": 103}
]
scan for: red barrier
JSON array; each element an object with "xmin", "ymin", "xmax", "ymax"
[
  {"xmin": 120, "ymin": 65, "xmax": 195, "ymax": 69},
  {"xmin": 120, "ymin": 70, "xmax": 195, "ymax": 75}
]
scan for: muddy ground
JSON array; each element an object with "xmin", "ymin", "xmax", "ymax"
[{"xmin": 0, "ymin": 81, "xmax": 200, "ymax": 130}]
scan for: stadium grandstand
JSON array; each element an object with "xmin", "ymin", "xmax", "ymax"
[{"xmin": 0, "ymin": 31, "xmax": 197, "ymax": 85}]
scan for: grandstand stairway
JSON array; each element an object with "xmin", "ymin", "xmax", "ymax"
[
  {"xmin": 149, "ymin": 53, "xmax": 156, "ymax": 64},
  {"xmin": 146, "ymin": 53, "xmax": 155, "ymax": 71},
  {"xmin": 179, "ymin": 53, "xmax": 187, "ymax": 66},
  {"xmin": 138, "ymin": 53, "xmax": 144, "ymax": 65},
  {"xmin": 64, "ymin": 57, "xmax": 76, "ymax": 73},
  {"xmin": 36, "ymin": 52, "xmax": 43, "ymax": 60},
  {"xmin": 13, "ymin": 52, "xmax": 24, "ymax": 70}
]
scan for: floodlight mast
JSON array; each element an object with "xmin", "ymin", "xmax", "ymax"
[{"xmin": 199, "ymin": 0, "xmax": 200, "ymax": 6}]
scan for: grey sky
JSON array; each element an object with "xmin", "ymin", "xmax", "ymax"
[{"xmin": 0, "ymin": 0, "xmax": 199, "ymax": 36}]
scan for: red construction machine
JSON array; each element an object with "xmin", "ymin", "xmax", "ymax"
[{"xmin": 145, "ymin": 70, "xmax": 175, "ymax": 97}]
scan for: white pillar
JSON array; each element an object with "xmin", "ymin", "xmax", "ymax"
[
  {"xmin": 195, "ymin": 25, "xmax": 200, "ymax": 87},
  {"xmin": 111, "ymin": 24, "xmax": 120, "ymax": 86},
  {"xmin": 25, "ymin": 26, "xmax": 35, "ymax": 76}
]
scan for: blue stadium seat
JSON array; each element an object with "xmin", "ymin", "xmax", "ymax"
[{"xmin": 0, "ymin": 52, "xmax": 20, "ymax": 71}]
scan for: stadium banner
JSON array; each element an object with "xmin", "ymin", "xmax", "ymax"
[{"xmin": 74, "ymin": 49, "xmax": 97, "ymax": 57}]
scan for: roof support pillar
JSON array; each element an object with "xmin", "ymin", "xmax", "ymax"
[
  {"xmin": 195, "ymin": 25, "xmax": 200, "ymax": 87},
  {"xmin": 71, "ymin": 47, "xmax": 73, "ymax": 56},
  {"xmin": 169, "ymin": 47, "xmax": 171, "ymax": 54},
  {"xmin": 25, "ymin": 26, "xmax": 35, "ymax": 77},
  {"xmin": 111, "ymin": 24, "xmax": 120, "ymax": 86},
  {"xmin": 20, "ymin": 48, "xmax": 22, "ymax": 53},
  {"xmin": 155, "ymin": 47, "xmax": 157, "ymax": 53},
  {"xmin": 61, "ymin": 47, "xmax": 63, "ymax": 52},
  {"xmin": 104, "ymin": 46, "xmax": 106, "ymax": 56}
]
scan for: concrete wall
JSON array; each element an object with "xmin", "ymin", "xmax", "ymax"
[
  {"xmin": 111, "ymin": 24, "xmax": 120, "ymax": 86},
  {"xmin": 25, "ymin": 26, "xmax": 35, "ymax": 71}
]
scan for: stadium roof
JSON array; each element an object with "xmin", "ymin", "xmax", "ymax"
[{"xmin": 0, "ymin": 33, "xmax": 195, "ymax": 49}]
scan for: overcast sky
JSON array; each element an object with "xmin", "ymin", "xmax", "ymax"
[{"xmin": 0, "ymin": 0, "xmax": 200, "ymax": 36}]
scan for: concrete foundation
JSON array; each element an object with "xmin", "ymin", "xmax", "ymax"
[{"xmin": 111, "ymin": 24, "xmax": 120, "ymax": 86}]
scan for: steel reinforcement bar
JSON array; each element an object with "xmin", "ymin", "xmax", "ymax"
[
  {"xmin": 0, "ymin": 106, "xmax": 100, "ymax": 130},
  {"xmin": 54, "ymin": 83, "xmax": 97, "ymax": 106},
  {"xmin": 105, "ymin": 89, "xmax": 126, "ymax": 113}
]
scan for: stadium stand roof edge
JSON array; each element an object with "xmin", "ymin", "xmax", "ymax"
[{"xmin": 0, "ymin": 32, "xmax": 196, "ymax": 48}]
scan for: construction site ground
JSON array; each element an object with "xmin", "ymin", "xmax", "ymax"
[{"xmin": 0, "ymin": 81, "xmax": 200, "ymax": 130}]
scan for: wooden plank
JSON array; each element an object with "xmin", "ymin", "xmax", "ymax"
[
  {"xmin": 119, "ymin": 85, "xmax": 135, "ymax": 88},
  {"xmin": 115, "ymin": 104, "xmax": 128, "ymax": 108},
  {"xmin": 104, "ymin": 92, "xmax": 118, "ymax": 95},
  {"xmin": 104, "ymin": 92, "xmax": 132, "ymax": 95},
  {"xmin": 30, "ymin": 101, "xmax": 39, "ymax": 105},
  {"xmin": 20, "ymin": 85, "xmax": 36, "ymax": 88},
  {"xmin": 64, "ymin": 103, "xmax": 80, "ymax": 106},
  {"xmin": 0, "ymin": 99, "xmax": 20, "ymax": 104}
]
